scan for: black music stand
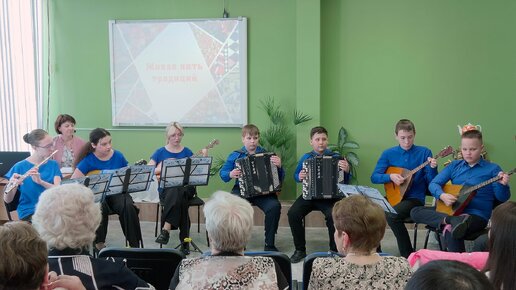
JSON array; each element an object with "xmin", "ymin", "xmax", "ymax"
[
  {"xmin": 106, "ymin": 165, "xmax": 155, "ymax": 248},
  {"xmin": 61, "ymin": 173, "xmax": 112, "ymax": 203},
  {"xmin": 160, "ymin": 157, "xmax": 212, "ymax": 253},
  {"xmin": 338, "ymin": 184, "xmax": 398, "ymax": 214}
]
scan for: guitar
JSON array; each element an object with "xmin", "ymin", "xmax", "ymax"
[
  {"xmin": 195, "ymin": 139, "xmax": 220, "ymax": 156},
  {"xmin": 385, "ymin": 146, "xmax": 453, "ymax": 206},
  {"xmin": 86, "ymin": 159, "xmax": 147, "ymax": 176},
  {"xmin": 436, "ymin": 168, "xmax": 514, "ymax": 216}
]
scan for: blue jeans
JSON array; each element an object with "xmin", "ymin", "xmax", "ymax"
[{"xmin": 232, "ymin": 187, "xmax": 281, "ymax": 247}]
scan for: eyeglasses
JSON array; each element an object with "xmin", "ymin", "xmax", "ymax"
[{"xmin": 37, "ymin": 143, "xmax": 53, "ymax": 149}]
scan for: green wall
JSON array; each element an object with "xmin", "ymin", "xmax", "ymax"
[
  {"xmin": 47, "ymin": 0, "xmax": 515, "ymax": 199},
  {"xmin": 320, "ymin": 0, "xmax": 515, "ymax": 198}
]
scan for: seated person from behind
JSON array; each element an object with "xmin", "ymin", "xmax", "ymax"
[
  {"xmin": 219, "ymin": 124, "xmax": 284, "ymax": 252},
  {"xmin": 169, "ymin": 190, "xmax": 288, "ymax": 290},
  {"xmin": 71, "ymin": 128, "xmax": 141, "ymax": 250},
  {"xmin": 482, "ymin": 201, "xmax": 516, "ymax": 290},
  {"xmin": 411, "ymin": 130, "xmax": 511, "ymax": 252},
  {"xmin": 370, "ymin": 119, "xmax": 437, "ymax": 258},
  {"xmin": 308, "ymin": 195, "xmax": 412, "ymax": 290},
  {"xmin": 288, "ymin": 126, "xmax": 350, "ymax": 263},
  {"xmin": 32, "ymin": 183, "xmax": 155, "ymax": 289},
  {"xmin": 0, "ymin": 221, "xmax": 85, "ymax": 290},
  {"xmin": 406, "ymin": 260, "xmax": 494, "ymax": 290}
]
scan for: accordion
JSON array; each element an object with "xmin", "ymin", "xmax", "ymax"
[
  {"xmin": 302, "ymin": 155, "xmax": 345, "ymax": 200},
  {"xmin": 235, "ymin": 152, "xmax": 281, "ymax": 198}
]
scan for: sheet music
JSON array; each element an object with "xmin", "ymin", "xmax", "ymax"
[
  {"xmin": 160, "ymin": 157, "xmax": 212, "ymax": 189},
  {"xmin": 337, "ymin": 184, "xmax": 397, "ymax": 214},
  {"xmin": 61, "ymin": 173, "xmax": 112, "ymax": 203},
  {"xmin": 105, "ymin": 165, "xmax": 155, "ymax": 196}
]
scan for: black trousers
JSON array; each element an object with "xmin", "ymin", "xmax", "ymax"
[
  {"xmin": 410, "ymin": 206, "xmax": 487, "ymax": 252},
  {"xmin": 386, "ymin": 198, "xmax": 423, "ymax": 258},
  {"xmin": 287, "ymin": 196, "xmax": 339, "ymax": 252},
  {"xmin": 95, "ymin": 194, "xmax": 141, "ymax": 248},
  {"xmin": 161, "ymin": 186, "xmax": 193, "ymax": 243}
]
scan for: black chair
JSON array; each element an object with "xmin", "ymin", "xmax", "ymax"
[
  {"xmin": 423, "ymin": 225, "xmax": 488, "ymax": 251},
  {"xmin": 403, "ymin": 217, "xmax": 419, "ymax": 251},
  {"xmin": 244, "ymin": 251, "xmax": 293, "ymax": 289},
  {"xmin": 4, "ymin": 189, "xmax": 21, "ymax": 221},
  {"xmin": 98, "ymin": 247, "xmax": 185, "ymax": 290},
  {"xmin": 155, "ymin": 196, "xmax": 204, "ymax": 236},
  {"xmin": 301, "ymin": 251, "xmax": 343, "ymax": 290}
]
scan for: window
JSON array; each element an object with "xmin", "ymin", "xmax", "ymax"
[{"xmin": 0, "ymin": 0, "xmax": 42, "ymax": 151}]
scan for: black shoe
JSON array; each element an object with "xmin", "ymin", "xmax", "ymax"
[
  {"xmin": 450, "ymin": 215, "xmax": 470, "ymax": 240},
  {"xmin": 290, "ymin": 250, "xmax": 306, "ymax": 263},
  {"xmin": 181, "ymin": 242, "xmax": 190, "ymax": 255},
  {"xmin": 264, "ymin": 245, "xmax": 279, "ymax": 252},
  {"xmin": 155, "ymin": 229, "xmax": 170, "ymax": 244}
]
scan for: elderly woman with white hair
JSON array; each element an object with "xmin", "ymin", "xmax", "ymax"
[
  {"xmin": 169, "ymin": 191, "xmax": 288, "ymax": 290},
  {"xmin": 32, "ymin": 183, "xmax": 155, "ymax": 290}
]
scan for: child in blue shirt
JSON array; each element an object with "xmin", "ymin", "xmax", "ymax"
[
  {"xmin": 288, "ymin": 126, "xmax": 350, "ymax": 263},
  {"xmin": 411, "ymin": 130, "xmax": 511, "ymax": 252},
  {"xmin": 371, "ymin": 119, "xmax": 437, "ymax": 257},
  {"xmin": 220, "ymin": 124, "xmax": 284, "ymax": 251}
]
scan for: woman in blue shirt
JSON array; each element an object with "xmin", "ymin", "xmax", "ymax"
[
  {"xmin": 4, "ymin": 129, "xmax": 61, "ymax": 221},
  {"xmin": 149, "ymin": 122, "xmax": 207, "ymax": 254},
  {"xmin": 72, "ymin": 128, "xmax": 141, "ymax": 250}
]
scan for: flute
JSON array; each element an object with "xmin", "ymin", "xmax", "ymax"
[{"xmin": 3, "ymin": 150, "xmax": 58, "ymax": 194}]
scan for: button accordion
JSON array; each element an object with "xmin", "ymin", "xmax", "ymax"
[
  {"xmin": 302, "ymin": 155, "xmax": 345, "ymax": 200},
  {"xmin": 235, "ymin": 152, "xmax": 281, "ymax": 198}
]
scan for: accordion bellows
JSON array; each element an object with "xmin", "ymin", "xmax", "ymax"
[
  {"xmin": 235, "ymin": 153, "xmax": 281, "ymax": 198},
  {"xmin": 302, "ymin": 155, "xmax": 344, "ymax": 200}
]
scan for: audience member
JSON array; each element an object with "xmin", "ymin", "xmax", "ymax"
[
  {"xmin": 169, "ymin": 191, "xmax": 288, "ymax": 290},
  {"xmin": 32, "ymin": 183, "xmax": 154, "ymax": 289},
  {"xmin": 0, "ymin": 221, "xmax": 85, "ymax": 290},
  {"xmin": 406, "ymin": 260, "xmax": 494, "ymax": 290},
  {"xmin": 308, "ymin": 195, "xmax": 411, "ymax": 289},
  {"xmin": 483, "ymin": 201, "xmax": 516, "ymax": 290}
]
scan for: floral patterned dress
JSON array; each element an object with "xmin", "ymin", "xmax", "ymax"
[{"xmin": 308, "ymin": 256, "xmax": 411, "ymax": 290}]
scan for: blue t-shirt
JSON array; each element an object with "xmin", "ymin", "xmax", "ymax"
[
  {"xmin": 76, "ymin": 150, "xmax": 128, "ymax": 175},
  {"xmin": 150, "ymin": 146, "xmax": 194, "ymax": 164},
  {"xmin": 5, "ymin": 159, "xmax": 62, "ymax": 219},
  {"xmin": 370, "ymin": 145, "xmax": 437, "ymax": 203},
  {"xmin": 429, "ymin": 159, "xmax": 510, "ymax": 221}
]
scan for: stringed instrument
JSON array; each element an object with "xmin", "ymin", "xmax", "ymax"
[
  {"xmin": 385, "ymin": 146, "xmax": 453, "ymax": 206},
  {"xmin": 436, "ymin": 168, "xmax": 514, "ymax": 216},
  {"xmin": 195, "ymin": 139, "xmax": 219, "ymax": 156}
]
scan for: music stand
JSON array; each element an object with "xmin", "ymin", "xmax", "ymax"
[
  {"xmin": 61, "ymin": 173, "xmax": 112, "ymax": 203},
  {"xmin": 338, "ymin": 184, "xmax": 397, "ymax": 214},
  {"xmin": 106, "ymin": 165, "xmax": 155, "ymax": 248},
  {"xmin": 160, "ymin": 157, "xmax": 212, "ymax": 253}
]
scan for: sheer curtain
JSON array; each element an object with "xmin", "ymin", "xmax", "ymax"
[{"xmin": 0, "ymin": 0, "xmax": 42, "ymax": 151}]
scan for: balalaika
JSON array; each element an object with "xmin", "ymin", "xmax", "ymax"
[
  {"xmin": 302, "ymin": 155, "xmax": 345, "ymax": 200},
  {"xmin": 235, "ymin": 152, "xmax": 281, "ymax": 198}
]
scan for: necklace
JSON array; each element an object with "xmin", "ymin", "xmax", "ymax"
[{"xmin": 345, "ymin": 251, "xmax": 378, "ymax": 257}]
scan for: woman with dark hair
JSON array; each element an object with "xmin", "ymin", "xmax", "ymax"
[
  {"xmin": 406, "ymin": 260, "xmax": 494, "ymax": 290},
  {"xmin": 3, "ymin": 129, "xmax": 61, "ymax": 221},
  {"xmin": 71, "ymin": 128, "xmax": 141, "ymax": 250},
  {"xmin": 483, "ymin": 201, "xmax": 516, "ymax": 290},
  {"xmin": 52, "ymin": 114, "xmax": 85, "ymax": 174}
]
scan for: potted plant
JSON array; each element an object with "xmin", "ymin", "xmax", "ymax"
[{"xmin": 328, "ymin": 126, "xmax": 360, "ymax": 182}]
